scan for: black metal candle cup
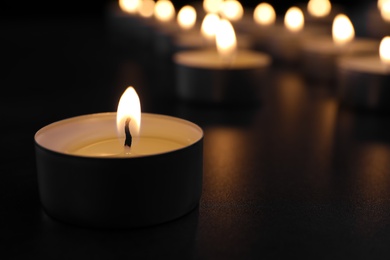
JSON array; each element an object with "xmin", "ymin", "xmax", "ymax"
[{"xmin": 34, "ymin": 112, "xmax": 204, "ymax": 228}]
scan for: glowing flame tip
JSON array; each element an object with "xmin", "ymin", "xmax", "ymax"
[{"xmin": 116, "ymin": 87, "xmax": 141, "ymax": 140}]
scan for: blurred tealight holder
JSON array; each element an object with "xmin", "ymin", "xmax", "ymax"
[
  {"xmin": 151, "ymin": 0, "xmax": 180, "ymax": 57},
  {"xmin": 173, "ymin": 12, "xmax": 253, "ymax": 52},
  {"xmin": 302, "ymin": 14, "xmax": 379, "ymax": 82},
  {"xmin": 173, "ymin": 19, "xmax": 271, "ymax": 105},
  {"xmin": 337, "ymin": 36, "xmax": 390, "ymax": 111},
  {"xmin": 105, "ymin": 0, "xmax": 159, "ymax": 48},
  {"xmin": 34, "ymin": 87, "xmax": 204, "ymax": 228},
  {"xmin": 264, "ymin": 6, "xmax": 328, "ymax": 65},
  {"xmin": 301, "ymin": 0, "xmax": 342, "ymax": 30},
  {"xmin": 244, "ymin": 2, "xmax": 278, "ymax": 52},
  {"xmin": 366, "ymin": 0, "xmax": 390, "ymax": 39},
  {"xmin": 105, "ymin": 0, "xmax": 143, "ymax": 47}
]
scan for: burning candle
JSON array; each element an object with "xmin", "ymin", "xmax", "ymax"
[
  {"xmin": 220, "ymin": 0, "xmax": 244, "ymax": 22},
  {"xmin": 173, "ymin": 18, "xmax": 271, "ymax": 104},
  {"xmin": 173, "ymin": 11, "xmax": 253, "ymax": 52},
  {"xmin": 203, "ymin": 0, "xmax": 224, "ymax": 14},
  {"xmin": 303, "ymin": 0, "xmax": 341, "ymax": 28},
  {"xmin": 235, "ymin": 2, "xmax": 277, "ymax": 51},
  {"xmin": 301, "ymin": 14, "xmax": 379, "ymax": 81},
  {"xmin": 151, "ymin": 0, "xmax": 179, "ymax": 56},
  {"xmin": 253, "ymin": 2, "xmax": 276, "ymax": 27},
  {"xmin": 119, "ymin": 0, "xmax": 141, "ymax": 14},
  {"xmin": 138, "ymin": 0, "xmax": 155, "ymax": 18},
  {"xmin": 366, "ymin": 0, "xmax": 390, "ymax": 38},
  {"xmin": 106, "ymin": 0, "xmax": 144, "ymax": 46},
  {"xmin": 34, "ymin": 86, "xmax": 204, "ymax": 228},
  {"xmin": 337, "ymin": 36, "xmax": 390, "ymax": 111},
  {"xmin": 177, "ymin": 5, "xmax": 197, "ymax": 31},
  {"xmin": 263, "ymin": 6, "xmax": 309, "ymax": 64},
  {"xmin": 154, "ymin": 0, "xmax": 176, "ymax": 23}
]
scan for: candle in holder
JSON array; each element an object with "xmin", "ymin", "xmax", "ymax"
[
  {"xmin": 264, "ymin": 6, "xmax": 327, "ymax": 64},
  {"xmin": 34, "ymin": 86, "xmax": 204, "ymax": 228},
  {"xmin": 219, "ymin": 0, "xmax": 244, "ymax": 25},
  {"xmin": 106, "ymin": 0, "xmax": 143, "ymax": 46},
  {"xmin": 366, "ymin": 0, "xmax": 390, "ymax": 39},
  {"xmin": 173, "ymin": 11, "xmax": 253, "ymax": 52},
  {"xmin": 337, "ymin": 36, "xmax": 390, "ymax": 111},
  {"xmin": 173, "ymin": 18, "xmax": 271, "ymax": 105},
  {"xmin": 302, "ymin": 0, "xmax": 342, "ymax": 30},
  {"xmin": 248, "ymin": 2, "xmax": 277, "ymax": 51},
  {"xmin": 302, "ymin": 14, "xmax": 379, "ymax": 81},
  {"xmin": 151, "ymin": 0, "xmax": 179, "ymax": 56}
]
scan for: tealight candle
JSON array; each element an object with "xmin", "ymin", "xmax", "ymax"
[
  {"xmin": 302, "ymin": 0, "xmax": 342, "ymax": 28},
  {"xmin": 263, "ymin": 6, "xmax": 328, "ymax": 64},
  {"xmin": 231, "ymin": 2, "xmax": 279, "ymax": 53},
  {"xmin": 106, "ymin": 0, "xmax": 144, "ymax": 46},
  {"xmin": 366, "ymin": 1, "xmax": 390, "ymax": 39},
  {"xmin": 34, "ymin": 87, "xmax": 204, "ymax": 228},
  {"xmin": 337, "ymin": 36, "xmax": 390, "ymax": 111},
  {"xmin": 173, "ymin": 19, "xmax": 271, "ymax": 104},
  {"xmin": 151, "ymin": 0, "xmax": 179, "ymax": 56},
  {"xmin": 302, "ymin": 14, "xmax": 379, "ymax": 81},
  {"xmin": 173, "ymin": 11, "xmax": 253, "ymax": 52}
]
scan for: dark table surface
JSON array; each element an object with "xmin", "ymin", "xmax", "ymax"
[{"xmin": 3, "ymin": 6, "xmax": 390, "ymax": 259}]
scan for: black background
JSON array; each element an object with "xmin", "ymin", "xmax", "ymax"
[
  {"xmin": 0, "ymin": 0, "xmax": 373, "ymax": 20},
  {"xmin": 3, "ymin": 0, "xmax": 390, "ymax": 259}
]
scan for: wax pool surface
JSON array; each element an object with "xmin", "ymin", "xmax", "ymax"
[
  {"xmin": 70, "ymin": 136, "xmax": 185, "ymax": 157},
  {"xmin": 35, "ymin": 112, "xmax": 203, "ymax": 159}
]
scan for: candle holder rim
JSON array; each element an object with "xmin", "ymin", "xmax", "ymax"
[{"xmin": 34, "ymin": 112, "xmax": 204, "ymax": 160}]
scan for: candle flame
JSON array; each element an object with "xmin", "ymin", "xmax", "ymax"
[
  {"xmin": 380, "ymin": 1, "xmax": 390, "ymax": 22},
  {"xmin": 220, "ymin": 0, "xmax": 244, "ymax": 22},
  {"xmin": 380, "ymin": 36, "xmax": 390, "ymax": 66},
  {"xmin": 216, "ymin": 18, "xmax": 237, "ymax": 63},
  {"xmin": 177, "ymin": 5, "xmax": 197, "ymax": 30},
  {"xmin": 203, "ymin": 0, "xmax": 224, "ymax": 14},
  {"xmin": 154, "ymin": 0, "xmax": 175, "ymax": 22},
  {"xmin": 253, "ymin": 2, "xmax": 276, "ymax": 26},
  {"xmin": 119, "ymin": 0, "xmax": 141, "ymax": 14},
  {"xmin": 116, "ymin": 87, "xmax": 141, "ymax": 141},
  {"xmin": 378, "ymin": 0, "xmax": 390, "ymax": 10},
  {"xmin": 307, "ymin": 0, "xmax": 332, "ymax": 18},
  {"xmin": 284, "ymin": 7, "xmax": 304, "ymax": 33},
  {"xmin": 201, "ymin": 13, "xmax": 220, "ymax": 41},
  {"xmin": 332, "ymin": 14, "xmax": 355, "ymax": 46},
  {"xmin": 138, "ymin": 0, "xmax": 155, "ymax": 18}
]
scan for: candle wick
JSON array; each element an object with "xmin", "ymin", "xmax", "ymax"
[{"xmin": 124, "ymin": 117, "xmax": 132, "ymax": 148}]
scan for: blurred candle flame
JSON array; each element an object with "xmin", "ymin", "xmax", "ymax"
[
  {"xmin": 138, "ymin": 0, "xmax": 155, "ymax": 18},
  {"xmin": 119, "ymin": 0, "xmax": 141, "ymax": 14},
  {"xmin": 216, "ymin": 19, "xmax": 237, "ymax": 63},
  {"xmin": 154, "ymin": 0, "xmax": 175, "ymax": 22},
  {"xmin": 378, "ymin": 0, "xmax": 389, "ymax": 10},
  {"xmin": 203, "ymin": 0, "xmax": 224, "ymax": 14},
  {"xmin": 380, "ymin": 36, "xmax": 390, "ymax": 66},
  {"xmin": 332, "ymin": 14, "xmax": 355, "ymax": 46},
  {"xmin": 201, "ymin": 13, "xmax": 220, "ymax": 41},
  {"xmin": 116, "ymin": 87, "xmax": 141, "ymax": 141},
  {"xmin": 253, "ymin": 2, "xmax": 276, "ymax": 26},
  {"xmin": 284, "ymin": 7, "xmax": 304, "ymax": 32},
  {"xmin": 380, "ymin": 1, "xmax": 390, "ymax": 22},
  {"xmin": 307, "ymin": 0, "xmax": 332, "ymax": 18},
  {"xmin": 220, "ymin": 0, "xmax": 244, "ymax": 22},
  {"xmin": 177, "ymin": 5, "xmax": 197, "ymax": 30}
]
